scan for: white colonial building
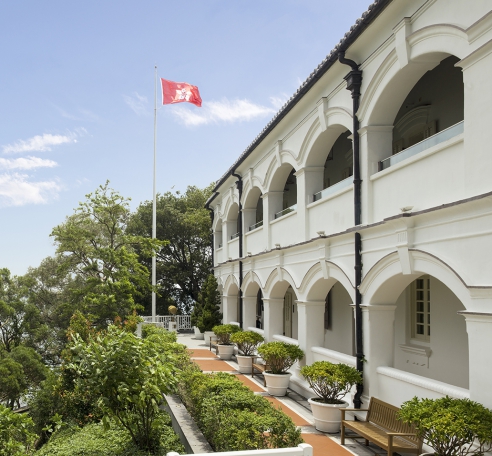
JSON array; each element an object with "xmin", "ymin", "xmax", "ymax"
[{"xmin": 206, "ymin": 0, "xmax": 492, "ymax": 410}]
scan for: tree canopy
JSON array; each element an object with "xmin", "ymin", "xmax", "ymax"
[
  {"xmin": 127, "ymin": 184, "xmax": 214, "ymax": 314},
  {"xmin": 50, "ymin": 182, "xmax": 163, "ymax": 327}
]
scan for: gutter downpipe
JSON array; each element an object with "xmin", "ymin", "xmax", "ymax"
[
  {"xmin": 338, "ymin": 51, "xmax": 364, "ymax": 409},
  {"xmin": 205, "ymin": 192, "xmax": 219, "ymax": 271},
  {"xmin": 232, "ymin": 172, "xmax": 244, "ymax": 329}
]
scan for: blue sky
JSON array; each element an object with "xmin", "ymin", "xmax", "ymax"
[{"xmin": 0, "ymin": 0, "xmax": 372, "ymax": 275}]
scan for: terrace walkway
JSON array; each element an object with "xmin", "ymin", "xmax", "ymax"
[{"xmin": 176, "ymin": 332, "xmax": 389, "ymax": 456}]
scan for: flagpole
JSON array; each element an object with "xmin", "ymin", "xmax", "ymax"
[{"xmin": 152, "ymin": 65, "xmax": 157, "ymax": 323}]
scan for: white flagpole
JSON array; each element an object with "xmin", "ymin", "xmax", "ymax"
[{"xmin": 152, "ymin": 66, "xmax": 157, "ymax": 323}]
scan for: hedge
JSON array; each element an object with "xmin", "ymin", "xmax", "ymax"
[{"xmin": 177, "ymin": 367, "xmax": 302, "ymax": 451}]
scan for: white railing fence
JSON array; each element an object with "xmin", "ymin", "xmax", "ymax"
[
  {"xmin": 142, "ymin": 315, "xmax": 192, "ymax": 330},
  {"xmin": 167, "ymin": 443, "xmax": 313, "ymax": 456}
]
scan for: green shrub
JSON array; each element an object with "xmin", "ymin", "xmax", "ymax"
[
  {"xmin": 177, "ymin": 368, "xmax": 302, "ymax": 451},
  {"xmin": 212, "ymin": 324, "xmax": 241, "ymax": 345},
  {"xmin": 0, "ymin": 404, "xmax": 36, "ymax": 456},
  {"xmin": 257, "ymin": 341, "xmax": 304, "ymax": 374},
  {"xmin": 300, "ymin": 361, "xmax": 362, "ymax": 404},
  {"xmin": 399, "ymin": 396, "xmax": 492, "ymax": 456},
  {"xmin": 192, "ymin": 274, "xmax": 222, "ymax": 332},
  {"xmin": 35, "ymin": 413, "xmax": 184, "ymax": 456},
  {"xmin": 141, "ymin": 324, "xmax": 177, "ymax": 342},
  {"xmin": 230, "ymin": 331, "xmax": 264, "ymax": 356}
]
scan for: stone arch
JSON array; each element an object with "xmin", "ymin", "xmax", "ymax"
[
  {"xmin": 264, "ymin": 267, "xmax": 298, "ymax": 299},
  {"xmin": 360, "ymin": 24, "xmax": 469, "ymax": 125},
  {"xmin": 360, "ymin": 249, "xmax": 472, "ymax": 307},
  {"xmin": 242, "ymin": 270, "xmax": 263, "ymax": 297},
  {"xmin": 223, "ymin": 274, "xmax": 240, "ymax": 296},
  {"xmin": 299, "ymin": 110, "xmax": 353, "ymax": 167},
  {"xmin": 264, "ymin": 156, "xmax": 298, "ymax": 192},
  {"xmin": 299, "ymin": 261, "xmax": 355, "ymax": 302}
]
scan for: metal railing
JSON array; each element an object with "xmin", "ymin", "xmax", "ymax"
[
  {"xmin": 249, "ymin": 220, "xmax": 263, "ymax": 231},
  {"xmin": 142, "ymin": 315, "xmax": 192, "ymax": 330},
  {"xmin": 313, "ymin": 177, "xmax": 352, "ymax": 202},
  {"xmin": 379, "ymin": 120, "xmax": 464, "ymax": 171},
  {"xmin": 230, "ymin": 232, "xmax": 239, "ymax": 240},
  {"xmin": 274, "ymin": 204, "xmax": 297, "ymax": 219}
]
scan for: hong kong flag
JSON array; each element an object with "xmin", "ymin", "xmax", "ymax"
[{"xmin": 161, "ymin": 78, "xmax": 202, "ymax": 107}]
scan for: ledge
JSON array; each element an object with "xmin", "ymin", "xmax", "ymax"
[
  {"xmin": 376, "ymin": 366, "xmax": 469, "ymax": 399},
  {"xmin": 399, "ymin": 343, "xmax": 432, "ymax": 358},
  {"xmin": 311, "ymin": 347, "xmax": 357, "ymax": 367},
  {"xmin": 163, "ymin": 394, "xmax": 212, "ymax": 454}
]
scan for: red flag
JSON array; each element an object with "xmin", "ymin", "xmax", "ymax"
[{"xmin": 161, "ymin": 78, "xmax": 202, "ymax": 107}]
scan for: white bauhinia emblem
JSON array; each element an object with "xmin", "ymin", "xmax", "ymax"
[{"xmin": 175, "ymin": 87, "xmax": 191, "ymax": 101}]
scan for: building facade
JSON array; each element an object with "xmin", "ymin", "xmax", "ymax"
[{"xmin": 207, "ymin": 0, "xmax": 492, "ymax": 410}]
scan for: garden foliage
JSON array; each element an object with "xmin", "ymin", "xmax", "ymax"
[
  {"xmin": 399, "ymin": 396, "xmax": 492, "ymax": 456},
  {"xmin": 230, "ymin": 330, "xmax": 264, "ymax": 356},
  {"xmin": 178, "ymin": 367, "xmax": 302, "ymax": 451},
  {"xmin": 300, "ymin": 361, "xmax": 362, "ymax": 404},
  {"xmin": 212, "ymin": 324, "xmax": 242, "ymax": 345},
  {"xmin": 257, "ymin": 341, "xmax": 304, "ymax": 374},
  {"xmin": 0, "ymin": 404, "xmax": 36, "ymax": 456}
]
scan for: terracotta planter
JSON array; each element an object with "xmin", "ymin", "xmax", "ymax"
[
  {"xmin": 263, "ymin": 372, "xmax": 292, "ymax": 396},
  {"xmin": 236, "ymin": 355, "xmax": 257, "ymax": 374},
  {"xmin": 217, "ymin": 344, "xmax": 235, "ymax": 360},
  {"xmin": 204, "ymin": 331, "xmax": 215, "ymax": 344},
  {"xmin": 193, "ymin": 326, "xmax": 204, "ymax": 340},
  {"xmin": 308, "ymin": 398, "xmax": 348, "ymax": 433}
]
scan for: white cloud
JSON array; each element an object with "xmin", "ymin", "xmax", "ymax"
[
  {"xmin": 54, "ymin": 105, "xmax": 100, "ymax": 122},
  {"xmin": 0, "ymin": 156, "xmax": 58, "ymax": 171},
  {"xmin": 2, "ymin": 132, "xmax": 80, "ymax": 154},
  {"xmin": 172, "ymin": 98, "xmax": 277, "ymax": 127},
  {"xmin": 123, "ymin": 92, "xmax": 149, "ymax": 116},
  {"xmin": 269, "ymin": 94, "xmax": 289, "ymax": 110},
  {"xmin": 0, "ymin": 173, "xmax": 61, "ymax": 207}
]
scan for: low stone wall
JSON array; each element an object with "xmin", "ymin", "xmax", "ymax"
[{"xmin": 162, "ymin": 394, "xmax": 212, "ymax": 454}]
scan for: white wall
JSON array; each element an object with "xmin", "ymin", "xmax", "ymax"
[
  {"xmin": 324, "ymin": 283, "xmax": 354, "ymax": 356},
  {"xmin": 393, "ymin": 277, "xmax": 469, "ymax": 388}
]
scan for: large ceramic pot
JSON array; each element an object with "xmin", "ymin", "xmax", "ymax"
[
  {"xmin": 204, "ymin": 331, "xmax": 215, "ymax": 344},
  {"xmin": 193, "ymin": 326, "xmax": 204, "ymax": 340},
  {"xmin": 236, "ymin": 355, "xmax": 257, "ymax": 374},
  {"xmin": 263, "ymin": 372, "xmax": 292, "ymax": 396},
  {"xmin": 217, "ymin": 344, "xmax": 235, "ymax": 360},
  {"xmin": 308, "ymin": 398, "xmax": 348, "ymax": 433}
]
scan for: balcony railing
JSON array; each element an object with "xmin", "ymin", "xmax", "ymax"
[
  {"xmin": 217, "ymin": 243, "xmax": 223, "ymax": 248},
  {"xmin": 230, "ymin": 232, "xmax": 239, "ymax": 240},
  {"xmin": 142, "ymin": 315, "xmax": 192, "ymax": 330},
  {"xmin": 379, "ymin": 120, "xmax": 464, "ymax": 171},
  {"xmin": 313, "ymin": 177, "xmax": 352, "ymax": 202},
  {"xmin": 274, "ymin": 204, "xmax": 297, "ymax": 219},
  {"xmin": 249, "ymin": 220, "xmax": 263, "ymax": 231}
]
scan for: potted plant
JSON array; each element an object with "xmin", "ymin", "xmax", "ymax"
[
  {"xmin": 398, "ymin": 396, "xmax": 492, "ymax": 456},
  {"xmin": 257, "ymin": 341, "xmax": 304, "ymax": 396},
  {"xmin": 300, "ymin": 361, "xmax": 362, "ymax": 433},
  {"xmin": 212, "ymin": 324, "xmax": 242, "ymax": 360},
  {"xmin": 230, "ymin": 330, "xmax": 265, "ymax": 373},
  {"xmin": 190, "ymin": 301, "xmax": 204, "ymax": 339},
  {"xmin": 191, "ymin": 274, "xmax": 223, "ymax": 343}
]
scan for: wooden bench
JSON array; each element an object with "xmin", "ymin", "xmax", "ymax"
[
  {"xmin": 251, "ymin": 360, "xmax": 269, "ymax": 386},
  {"xmin": 341, "ymin": 397, "xmax": 423, "ymax": 456}
]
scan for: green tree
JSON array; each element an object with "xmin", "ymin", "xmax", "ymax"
[
  {"xmin": 68, "ymin": 326, "xmax": 180, "ymax": 453},
  {"xmin": 192, "ymin": 274, "xmax": 223, "ymax": 332},
  {"xmin": 50, "ymin": 182, "xmax": 163, "ymax": 327},
  {"xmin": 0, "ymin": 404, "xmax": 36, "ymax": 455},
  {"xmin": 127, "ymin": 184, "xmax": 213, "ymax": 314}
]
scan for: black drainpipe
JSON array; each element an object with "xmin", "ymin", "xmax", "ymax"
[
  {"xmin": 338, "ymin": 51, "xmax": 364, "ymax": 409},
  {"xmin": 232, "ymin": 172, "xmax": 244, "ymax": 329},
  {"xmin": 205, "ymin": 192, "xmax": 219, "ymax": 271}
]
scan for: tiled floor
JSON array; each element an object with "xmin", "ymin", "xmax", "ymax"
[{"xmin": 178, "ymin": 333, "xmax": 390, "ymax": 456}]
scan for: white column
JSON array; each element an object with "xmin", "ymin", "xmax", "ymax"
[
  {"xmin": 358, "ymin": 126, "xmax": 393, "ymax": 225},
  {"xmin": 263, "ymin": 298, "xmax": 284, "ymax": 342},
  {"xmin": 295, "ymin": 167, "xmax": 324, "ymax": 241},
  {"xmin": 361, "ymin": 305, "xmax": 396, "ymax": 401},
  {"xmin": 262, "ymin": 191, "xmax": 283, "ymax": 250},
  {"xmin": 460, "ymin": 311, "xmax": 492, "ymax": 409},
  {"xmin": 243, "ymin": 296, "xmax": 257, "ymax": 329},
  {"xmin": 221, "ymin": 221, "xmax": 228, "ymax": 260},
  {"xmin": 297, "ymin": 300, "xmax": 325, "ymax": 365},
  {"xmin": 222, "ymin": 294, "xmax": 238, "ymax": 324}
]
